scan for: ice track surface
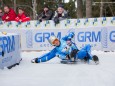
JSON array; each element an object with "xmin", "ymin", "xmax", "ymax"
[{"xmin": 0, "ymin": 51, "xmax": 115, "ymax": 86}]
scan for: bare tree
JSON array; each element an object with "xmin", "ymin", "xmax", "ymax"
[
  {"xmin": 14, "ymin": 0, "xmax": 16, "ymax": 12},
  {"xmin": 86, "ymin": 0, "xmax": 92, "ymax": 18},
  {"xmin": 100, "ymin": 0, "xmax": 104, "ymax": 17},
  {"xmin": 32, "ymin": 0, "xmax": 37, "ymax": 20},
  {"xmin": 77, "ymin": 0, "xmax": 83, "ymax": 18},
  {"xmin": 0, "ymin": 0, "xmax": 3, "ymax": 7}
]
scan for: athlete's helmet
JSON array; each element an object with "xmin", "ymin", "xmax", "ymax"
[{"xmin": 48, "ymin": 36, "xmax": 59, "ymax": 46}]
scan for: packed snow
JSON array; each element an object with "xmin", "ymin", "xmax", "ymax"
[{"xmin": 0, "ymin": 51, "xmax": 115, "ymax": 86}]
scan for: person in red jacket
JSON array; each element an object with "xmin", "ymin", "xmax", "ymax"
[
  {"xmin": 15, "ymin": 7, "xmax": 30, "ymax": 22},
  {"xmin": 2, "ymin": 5, "xmax": 16, "ymax": 22}
]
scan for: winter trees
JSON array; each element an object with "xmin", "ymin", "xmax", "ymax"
[
  {"xmin": 77, "ymin": 0, "xmax": 83, "ymax": 18},
  {"xmin": 86, "ymin": 0, "xmax": 92, "ymax": 18}
]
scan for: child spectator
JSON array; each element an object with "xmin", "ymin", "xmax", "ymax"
[
  {"xmin": 2, "ymin": 5, "xmax": 16, "ymax": 22},
  {"xmin": 15, "ymin": 7, "xmax": 30, "ymax": 22}
]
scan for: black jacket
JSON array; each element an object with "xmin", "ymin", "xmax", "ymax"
[{"xmin": 38, "ymin": 10, "xmax": 53, "ymax": 20}]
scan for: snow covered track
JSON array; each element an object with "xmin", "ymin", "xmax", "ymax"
[{"xmin": 0, "ymin": 51, "xmax": 115, "ymax": 86}]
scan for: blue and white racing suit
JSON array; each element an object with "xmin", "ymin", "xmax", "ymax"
[{"xmin": 36, "ymin": 32, "xmax": 93, "ymax": 63}]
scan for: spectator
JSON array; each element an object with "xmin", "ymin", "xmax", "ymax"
[
  {"xmin": 37, "ymin": 5, "xmax": 53, "ymax": 22},
  {"xmin": 0, "ymin": 8, "xmax": 3, "ymax": 21},
  {"xmin": 53, "ymin": 4, "xmax": 68, "ymax": 24},
  {"xmin": 2, "ymin": 5, "xmax": 16, "ymax": 22},
  {"xmin": 15, "ymin": 7, "xmax": 30, "ymax": 22}
]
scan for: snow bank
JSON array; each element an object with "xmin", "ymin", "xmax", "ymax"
[{"xmin": 0, "ymin": 51, "xmax": 115, "ymax": 86}]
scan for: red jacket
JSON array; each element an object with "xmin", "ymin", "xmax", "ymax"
[
  {"xmin": 15, "ymin": 13, "xmax": 30, "ymax": 22},
  {"xmin": 2, "ymin": 8, "xmax": 16, "ymax": 22}
]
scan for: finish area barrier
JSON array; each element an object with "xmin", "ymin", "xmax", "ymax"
[{"xmin": 0, "ymin": 17, "xmax": 115, "ymax": 51}]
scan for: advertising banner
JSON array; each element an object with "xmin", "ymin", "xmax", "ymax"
[
  {"xmin": 75, "ymin": 26, "xmax": 115, "ymax": 51},
  {"xmin": 20, "ymin": 28, "xmax": 75, "ymax": 50},
  {"xmin": 0, "ymin": 17, "xmax": 114, "ymax": 51},
  {"xmin": 0, "ymin": 33, "xmax": 21, "ymax": 69}
]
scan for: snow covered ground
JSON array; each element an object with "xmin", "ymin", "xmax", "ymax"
[{"xmin": 0, "ymin": 51, "xmax": 115, "ymax": 86}]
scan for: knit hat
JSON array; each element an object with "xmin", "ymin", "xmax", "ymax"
[
  {"xmin": 44, "ymin": 5, "xmax": 49, "ymax": 9},
  {"xmin": 58, "ymin": 4, "xmax": 64, "ymax": 8}
]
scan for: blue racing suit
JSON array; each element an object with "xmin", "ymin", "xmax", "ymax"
[
  {"xmin": 36, "ymin": 32, "xmax": 93, "ymax": 63},
  {"xmin": 77, "ymin": 44, "xmax": 92, "ymax": 60}
]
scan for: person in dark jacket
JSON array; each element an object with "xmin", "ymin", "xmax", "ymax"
[
  {"xmin": 15, "ymin": 7, "xmax": 30, "ymax": 22},
  {"xmin": 2, "ymin": 5, "xmax": 16, "ymax": 22},
  {"xmin": 37, "ymin": 5, "xmax": 53, "ymax": 22},
  {"xmin": 53, "ymin": 4, "xmax": 68, "ymax": 24}
]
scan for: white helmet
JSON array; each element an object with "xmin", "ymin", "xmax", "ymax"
[{"xmin": 48, "ymin": 36, "xmax": 59, "ymax": 45}]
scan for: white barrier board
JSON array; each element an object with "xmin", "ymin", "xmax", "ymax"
[
  {"xmin": 0, "ymin": 33, "xmax": 21, "ymax": 69},
  {"xmin": 0, "ymin": 17, "xmax": 114, "ymax": 51}
]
